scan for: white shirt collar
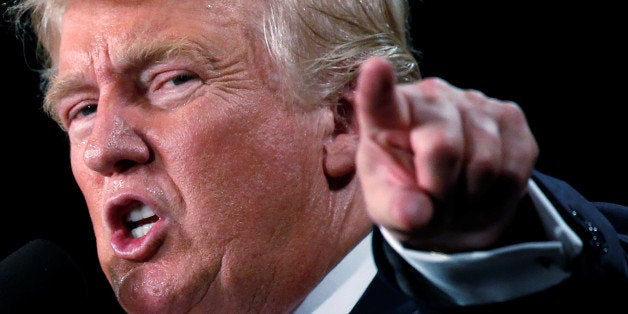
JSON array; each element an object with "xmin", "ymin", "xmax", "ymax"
[
  {"xmin": 294, "ymin": 232, "xmax": 377, "ymax": 314},
  {"xmin": 293, "ymin": 179, "xmax": 584, "ymax": 309}
]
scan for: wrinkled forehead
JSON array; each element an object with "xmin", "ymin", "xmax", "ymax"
[
  {"xmin": 54, "ymin": 0, "xmax": 264, "ymax": 64},
  {"xmin": 61, "ymin": 0, "xmax": 258, "ymax": 34},
  {"xmin": 63, "ymin": 0, "xmax": 254, "ymax": 15}
]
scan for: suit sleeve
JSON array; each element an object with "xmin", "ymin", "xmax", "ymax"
[
  {"xmin": 368, "ymin": 170, "xmax": 628, "ymax": 313},
  {"xmin": 531, "ymin": 170, "xmax": 628, "ymax": 280}
]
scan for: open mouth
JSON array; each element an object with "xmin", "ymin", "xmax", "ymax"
[
  {"xmin": 109, "ymin": 200, "xmax": 168, "ymax": 261},
  {"xmin": 125, "ymin": 205, "xmax": 160, "ymax": 238}
]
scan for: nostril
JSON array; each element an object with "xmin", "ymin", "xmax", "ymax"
[{"xmin": 115, "ymin": 159, "xmax": 139, "ymax": 172}]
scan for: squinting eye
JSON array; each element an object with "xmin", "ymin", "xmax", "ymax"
[
  {"xmin": 170, "ymin": 74, "xmax": 197, "ymax": 86},
  {"xmin": 145, "ymin": 70, "xmax": 203, "ymax": 109},
  {"xmin": 79, "ymin": 104, "xmax": 98, "ymax": 117}
]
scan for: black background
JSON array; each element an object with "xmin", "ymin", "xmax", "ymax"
[{"xmin": 1, "ymin": 1, "xmax": 626, "ymax": 312}]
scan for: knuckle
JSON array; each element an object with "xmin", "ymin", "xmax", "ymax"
[
  {"xmin": 421, "ymin": 77, "xmax": 449, "ymax": 88},
  {"xmin": 498, "ymin": 101, "xmax": 525, "ymax": 121},
  {"xmin": 463, "ymin": 89, "xmax": 488, "ymax": 104},
  {"xmin": 417, "ymin": 77, "xmax": 450, "ymax": 104}
]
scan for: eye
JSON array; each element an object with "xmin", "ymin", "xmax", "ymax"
[
  {"xmin": 169, "ymin": 74, "xmax": 197, "ymax": 86},
  {"xmin": 79, "ymin": 104, "xmax": 98, "ymax": 117},
  {"xmin": 147, "ymin": 70, "xmax": 202, "ymax": 93},
  {"xmin": 154, "ymin": 72, "xmax": 200, "ymax": 91},
  {"xmin": 146, "ymin": 70, "xmax": 203, "ymax": 109},
  {"xmin": 66, "ymin": 102, "xmax": 98, "ymax": 124}
]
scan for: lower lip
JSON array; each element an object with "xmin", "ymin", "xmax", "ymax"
[{"xmin": 110, "ymin": 219, "xmax": 168, "ymax": 261}]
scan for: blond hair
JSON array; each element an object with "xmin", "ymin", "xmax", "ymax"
[{"xmin": 261, "ymin": 0, "xmax": 420, "ymax": 106}]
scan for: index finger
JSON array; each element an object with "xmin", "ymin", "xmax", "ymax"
[{"xmin": 355, "ymin": 57, "xmax": 410, "ymax": 132}]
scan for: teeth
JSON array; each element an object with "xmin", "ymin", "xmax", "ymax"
[
  {"xmin": 125, "ymin": 205, "xmax": 157, "ymax": 239},
  {"xmin": 131, "ymin": 222, "xmax": 155, "ymax": 238},
  {"xmin": 127, "ymin": 205, "xmax": 155, "ymax": 223}
]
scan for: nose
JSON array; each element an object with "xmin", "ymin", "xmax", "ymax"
[{"xmin": 83, "ymin": 105, "xmax": 150, "ymax": 175}]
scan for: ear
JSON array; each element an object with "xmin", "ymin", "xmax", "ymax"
[{"xmin": 323, "ymin": 88, "xmax": 359, "ymax": 183}]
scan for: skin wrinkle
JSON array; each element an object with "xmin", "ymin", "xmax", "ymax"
[
  {"xmin": 3, "ymin": 0, "xmax": 560, "ymax": 311},
  {"xmin": 47, "ymin": 38, "xmax": 220, "ymax": 124},
  {"xmin": 56, "ymin": 1, "xmax": 358, "ymax": 306},
  {"xmin": 84, "ymin": 115, "xmax": 124, "ymax": 163}
]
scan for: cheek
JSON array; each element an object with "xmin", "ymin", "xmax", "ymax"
[
  {"xmin": 165, "ymin": 102, "xmax": 325, "ymax": 240},
  {"xmin": 70, "ymin": 144, "xmax": 103, "ymax": 216},
  {"xmin": 69, "ymin": 145, "xmax": 93, "ymax": 210}
]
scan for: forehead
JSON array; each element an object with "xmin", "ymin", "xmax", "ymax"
[
  {"xmin": 63, "ymin": 0, "xmax": 251, "ymax": 21},
  {"xmin": 57, "ymin": 0, "xmax": 262, "ymax": 65},
  {"xmin": 61, "ymin": 0, "xmax": 256, "ymax": 37}
]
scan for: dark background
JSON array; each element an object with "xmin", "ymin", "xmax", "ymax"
[{"xmin": 1, "ymin": 1, "xmax": 625, "ymax": 312}]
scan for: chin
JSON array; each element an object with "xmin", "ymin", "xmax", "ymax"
[{"xmin": 113, "ymin": 262, "xmax": 206, "ymax": 314}]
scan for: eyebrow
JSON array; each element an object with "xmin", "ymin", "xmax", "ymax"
[{"xmin": 45, "ymin": 38, "xmax": 214, "ymax": 120}]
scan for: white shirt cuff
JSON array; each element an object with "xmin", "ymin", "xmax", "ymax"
[{"xmin": 380, "ymin": 179, "xmax": 583, "ymax": 305}]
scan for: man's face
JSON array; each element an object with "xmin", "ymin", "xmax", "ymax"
[{"xmin": 52, "ymin": 0, "xmax": 346, "ymax": 312}]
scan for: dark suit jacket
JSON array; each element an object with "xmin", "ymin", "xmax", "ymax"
[{"xmin": 351, "ymin": 171, "xmax": 628, "ymax": 313}]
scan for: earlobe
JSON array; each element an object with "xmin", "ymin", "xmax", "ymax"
[
  {"xmin": 323, "ymin": 89, "xmax": 359, "ymax": 180},
  {"xmin": 324, "ymin": 133, "xmax": 359, "ymax": 178}
]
